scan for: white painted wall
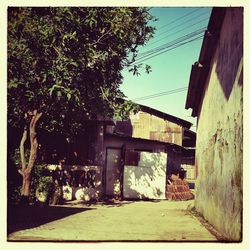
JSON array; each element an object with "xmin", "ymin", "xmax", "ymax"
[{"xmin": 123, "ymin": 152, "xmax": 167, "ymax": 199}]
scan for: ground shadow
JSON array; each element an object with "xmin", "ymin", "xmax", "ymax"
[
  {"xmin": 68, "ymin": 199, "xmax": 135, "ymax": 208},
  {"xmin": 7, "ymin": 204, "xmax": 94, "ymax": 235}
]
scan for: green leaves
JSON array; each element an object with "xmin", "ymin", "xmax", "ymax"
[
  {"xmin": 67, "ymin": 93, "xmax": 71, "ymax": 100},
  {"xmin": 69, "ymin": 61, "xmax": 78, "ymax": 67},
  {"xmin": 145, "ymin": 64, "xmax": 152, "ymax": 74},
  {"xmin": 62, "ymin": 31, "xmax": 78, "ymax": 46},
  {"xmin": 113, "ymin": 99, "xmax": 139, "ymax": 121},
  {"xmin": 8, "ymin": 7, "xmax": 155, "ymax": 135},
  {"xmin": 25, "ymin": 90, "xmax": 35, "ymax": 101},
  {"xmin": 85, "ymin": 8, "xmax": 98, "ymax": 28},
  {"xmin": 8, "ymin": 79, "xmax": 19, "ymax": 89},
  {"xmin": 48, "ymin": 84, "xmax": 61, "ymax": 96},
  {"xmin": 129, "ymin": 64, "xmax": 142, "ymax": 76}
]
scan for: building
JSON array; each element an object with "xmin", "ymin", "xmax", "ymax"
[
  {"xmin": 115, "ymin": 104, "xmax": 192, "ymax": 146},
  {"xmin": 185, "ymin": 7, "xmax": 243, "ymax": 241},
  {"xmin": 35, "ymin": 103, "xmax": 196, "ymax": 201},
  {"xmin": 106, "ymin": 104, "xmax": 196, "ymax": 198}
]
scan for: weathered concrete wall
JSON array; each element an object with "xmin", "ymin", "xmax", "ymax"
[{"xmin": 195, "ymin": 8, "xmax": 243, "ymax": 241}]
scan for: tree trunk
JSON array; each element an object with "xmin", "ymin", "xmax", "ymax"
[
  {"xmin": 19, "ymin": 110, "xmax": 42, "ymax": 205},
  {"xmin": 19, "ymin": 169, "xmax": 31, "ymax": 205}
]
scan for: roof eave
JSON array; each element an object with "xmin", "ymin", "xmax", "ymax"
[
  {"xmin": 185, "ymin": 7, "xmax": 227, "ymax": 117},
  {"xmin": 139, "ymin": 104, "xmax": 192, "ymax": 129}
]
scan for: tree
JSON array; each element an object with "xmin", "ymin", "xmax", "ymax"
[{"xmin": 8, "ymin": 7, "xmax": 156, "ymax": 203}]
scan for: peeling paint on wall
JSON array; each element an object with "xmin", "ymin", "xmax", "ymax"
[{"xmin": 194, "ymin": 8, "xmax": 243, "ymax": 241}]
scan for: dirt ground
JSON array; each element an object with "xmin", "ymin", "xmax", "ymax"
[{"xmin": 7, "ymin": 199, "xmax": 219, "ymax": 242}]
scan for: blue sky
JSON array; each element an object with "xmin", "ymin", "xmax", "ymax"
[{"xmin": 120, "ymin": 7, "xmax": 212, "ymax": 130}]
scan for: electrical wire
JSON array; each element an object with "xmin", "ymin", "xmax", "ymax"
[
  {"xmin": 126, "ymin": 9, "xmax": 211, "ymax": 65},
  {"xmin": 121, "ymin": 9, "xmax": 211, "ymax": 120},
  {"xmin": 147, "ymin": 15, "xmax": 210, "ymax": 48},
  {"xmin": 131, "ymin": 87, "xmax": 188, "ymax": 102},
  {"xmin": 134, "ymin": 35, "xmax": 204, "ymax": 64},
  {"xmin": 131, "ymin": 32, "xmax": 204, "ymax": 65},
  {"xmin": 135, "ymin": 27, "xmax": 206, "ymax": 61},
  {"xmin": 155, "ymin": 10, "xmax": 210, "ymax": 39},
  {"xmin": 156, "ymin": 8, "xmax": 202, "ymax": 31}
]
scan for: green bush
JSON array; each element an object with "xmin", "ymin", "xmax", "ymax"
[
  {"xmin": 7, "ymin": 148, "xmax": 54, "ymax": 205},
  {"xmin": 35, "ymin": 175, "xmax": 55, "ymax": 204},
  {"xmin": 7, "ymin": 148, "xmax": 23, "ymax": 205}
]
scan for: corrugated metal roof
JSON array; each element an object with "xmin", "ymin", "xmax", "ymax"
[
  {"xmin": 139, "ymin": 104, "xmax": 192, "ymax": 129},
  {"xmin": 106, "ymin": 132, "xmax": 189, "ymax": 153}
]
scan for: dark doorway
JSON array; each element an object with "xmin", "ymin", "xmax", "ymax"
[{"xmin": 105, "ymin": 148, "xmax": 122, "ymax": 198}]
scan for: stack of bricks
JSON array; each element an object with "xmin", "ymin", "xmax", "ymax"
[{"xmin": 166, "ymin": 178, "xmax": 194, "ymax": 201}]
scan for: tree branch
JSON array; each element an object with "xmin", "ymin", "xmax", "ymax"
[
  {"xmin": 27, "ymin": 110, "xmax": 42, "ymax": 173},
  {"xmin": 19, "ymin": 125, "xmax": 28, "ymax": 171},
  {"xmin": 18, "ymin": 169, "xmax": 23, "ymax": 176},
  {"xmin": 100, "ymin": 86, "xmax": 116, "ymax": 110},
  {"xmin": 92, "ymin": 27, "xmax": 112, "ymax": 46}
]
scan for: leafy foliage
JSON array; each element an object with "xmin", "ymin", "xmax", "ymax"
[
  {"xmin": 8, "ymin": 148, "xmax": 53, "ymax": 204},
  {"xmin": 30, "ymin": 164, "xmax": 54, "ymax": 204},
  {"xmin": 8, "ymin": 7, "xmax": 156, "ymax": 138},
  {"xmin": 7, "ymin": 148, "xmax": 24, "ymax": 204}
]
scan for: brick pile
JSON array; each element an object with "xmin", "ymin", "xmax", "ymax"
[{"xmin": 166, "ymin": 177, "xmax": 194, "ymax": 201}]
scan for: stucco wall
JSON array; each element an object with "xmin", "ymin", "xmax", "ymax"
[
  {"xmin": 123, "ymin": 152, "xmax": 167, "ymax": 199},
  {"xmin": 195, "ymin": 8, "xmax": 243, "ymax": 241}
]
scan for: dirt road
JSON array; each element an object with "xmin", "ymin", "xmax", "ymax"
[{"xmin": 8, "ymin": 200, "xmax": 218, "ymax": 241}]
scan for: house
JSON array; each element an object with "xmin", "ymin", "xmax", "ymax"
[
  {"xmin": 31, "ymin": 103, "xmax": 195, "ymax": 201},
  {"xmin": 8, "ymin": 100, "xmax": 196, "ymax": 202},
  {"xmin": 185, "ymin": 7, "xmax": 243, "ymax": 241},
  {"xmin": 103, "ymin": 104, "xmax": 196, "ymax": 199}
]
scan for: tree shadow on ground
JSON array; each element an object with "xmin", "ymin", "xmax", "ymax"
[
  {"xmin": 7, "ymin": 204, "xmax": 94, "ymax": 235},
  {"xmin": 66, "ymin": 199, "xmax": 135, "ymax": 208},
  {"xmin": 85, "ymin": 198, "xmax": 161, "ymax": 208},
  {"xmin": 64, "ymin": 197, "xmax": 161, "ymax": 208}
]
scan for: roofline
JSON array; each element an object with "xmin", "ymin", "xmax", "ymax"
[
  {"xmin": 106, "ymin": 132, "xmax": 189, "ymax": 153},
  {"xmin": 138, "ymin": 103, "xmax": 192, "ymax": 129},
  {"xmin": 185, "ymin": 7, "xmax": 227, "ymax": 117}
]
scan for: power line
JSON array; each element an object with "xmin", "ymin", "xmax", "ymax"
[
  {"xmin": 154, "ymin": 9, "xmax": 210, "ymax": 39},
  {"xmin": 136, "ymin": 27, "xmax": 206, "ymax": 60},
  {"xmin": 127, "ymin": 9, "xmax": 210, "ymax": 65},
  {"xmin": 125, "ymin": 9, "xmax": 210, "ymax": 67},
  {"xmin": 138, "ymin": 27, "xmax": 206, "ymax": 58},
  {"xmin": 157, "ymin": 8, "xmax": 202, "ymax": 31},
  {"xmin": 131, "ymin": 31, "xmax": 204, "ymax": 65},
  {"xmin": 147, "ymin": 14, "xmax": 210, "ymax": 47},
  {"xmin": 131, "ymin": 87, "xmax": 188, "ymax": 102},
  {"xmin": 134, "ymin": 35, "xmax": 203, "ymax": 64}
]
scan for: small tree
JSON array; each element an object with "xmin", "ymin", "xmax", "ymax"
[{"xmin": 8, "ymin": 7, "xmax": 156, "ymax": 203}]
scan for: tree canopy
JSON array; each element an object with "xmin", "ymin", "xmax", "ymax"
[{"xmin": 8, "ymin": 7, "xmax": 156, "ymax": 138}]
